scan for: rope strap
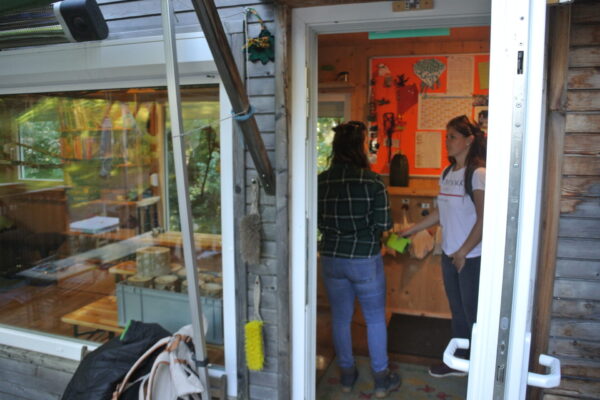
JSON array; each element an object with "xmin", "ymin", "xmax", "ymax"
[{"xmin": 231, "ymin": 105, "xmax": 254, "ymax": 121}]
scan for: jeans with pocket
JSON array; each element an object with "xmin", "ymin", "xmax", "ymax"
[
  {"xmin": 441, "ymin": 252, "xmax": 481, "ymax": 358},
  {"xmin": 321, "ymin": 253, "xmax": 388, "ymax": 373}
]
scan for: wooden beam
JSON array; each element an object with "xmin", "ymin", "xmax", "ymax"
[
  {"xmin": 529, "ymin": 5, "xmax": 571, "ymax": 400},
  {"xmin": 189, "ymin": 0, "xmax": 276, "ymax": 195}
]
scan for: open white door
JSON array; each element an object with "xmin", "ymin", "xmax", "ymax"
[
  {"xmin": 450, "ymin": 0, "xmax": 562, "ymax": 398},
  {"xmin": 290, "ymin": 1, "xmax": 560, "ymax": 399}
]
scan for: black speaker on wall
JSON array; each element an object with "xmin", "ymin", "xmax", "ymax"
[{"xmin": 0, "ymin": 0, "xmax": 108, "ymax": 50}]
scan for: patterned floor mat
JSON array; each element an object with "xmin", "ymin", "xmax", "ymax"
[{"xmin": 316, "ymin": 356, "xmax": 467, "ymax": 400}]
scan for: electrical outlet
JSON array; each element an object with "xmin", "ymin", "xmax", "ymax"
[{"xmin": 421, "ymin": 202, "xmax": 430, "ymax": 209}]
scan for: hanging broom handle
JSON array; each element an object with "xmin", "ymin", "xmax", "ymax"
[
  {"xmin": 250, "ymin": 179, "xmax": 260, "ymax": 215},
  {"xmin": 253, "ymin": 275, "xmax": 262, "ymax": 321}
]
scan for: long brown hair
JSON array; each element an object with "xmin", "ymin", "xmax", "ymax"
[
  {"xmin": 444, "ymin": 115, "xmax": 486, "ymax": 201},
  {"xmin": 329, "ymin": 120, "xmax": 369, "ymax": 169}
]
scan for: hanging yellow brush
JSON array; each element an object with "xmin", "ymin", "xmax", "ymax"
[{"xmin": 245, "ymin": 275, "xmax": 264, "ymax": 370}]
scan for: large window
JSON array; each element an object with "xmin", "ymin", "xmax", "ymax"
[{"xmin": 0, "ymin": 86, "xmax": 224, "ymax": 363}]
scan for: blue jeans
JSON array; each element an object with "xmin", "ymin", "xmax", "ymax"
[
  {"xmin": 321, "ymin": 254, "xmax": 388, "ymax": 373},
  {"xmin": 441, "ymin": 253, "xmax": 481, "ymax": 358}
]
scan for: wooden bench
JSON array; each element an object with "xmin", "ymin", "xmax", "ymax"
[{"xmin": 61, "ymin": 295, "xmax": 123, "ymax": 339}]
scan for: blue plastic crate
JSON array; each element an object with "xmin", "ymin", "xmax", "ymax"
[{"xmin": 116, "ymin": 283, "xmax": 223, "ymax": 345}]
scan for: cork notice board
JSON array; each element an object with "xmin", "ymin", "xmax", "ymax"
[{"xmin": 368, "ymin": 54, "xmax": 489, "ymax": 176}]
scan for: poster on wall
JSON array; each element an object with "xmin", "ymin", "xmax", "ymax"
[
  {"xmin": 415, "ymin": 131, "xmax": 441, "ymax": 169},
  {"xmin": 368, "ymin": 53, "xmax": 489, "ymax": 176}
]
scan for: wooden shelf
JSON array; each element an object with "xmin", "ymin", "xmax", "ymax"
[
  {"xmin": 387, "ymin": 186, "xmax": 439, "ymax": 197},
  {"xmin": 139, "ymin": 231, "xmax": 222, "ymax": 251},
  {"xmin": 318, "ymin": 81, "xmax": 356, "ymax": 92}
]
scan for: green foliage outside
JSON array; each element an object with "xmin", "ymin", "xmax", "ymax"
[
  {"xmin": 317, "ymin": 117, "xmax": 342, "ymax": 173},
  {"xmin": 18, "ymin": 121, "xmax": 63, "ymax": 180},
  {"xmin": 167, "ymin": 100, "xmax": 221, "ymax": 234}
]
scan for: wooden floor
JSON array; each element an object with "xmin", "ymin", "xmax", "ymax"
[{"xmin": 0, "ymin": 267, "xmax": 225, "ymax": 365}]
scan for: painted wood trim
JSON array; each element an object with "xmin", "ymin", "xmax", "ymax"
[
  {"xmin": 231, "ymin": 30, "xmax": 250, "ymax": 399},
  {"xmin": 274, "ymin": 4, "xmax": 291, "ymax": 399},
  {"xmin": 529, "ymin": 5, "xmax": 571, "ymax": 399}
]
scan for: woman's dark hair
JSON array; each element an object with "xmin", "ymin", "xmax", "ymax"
[
  {"xmin": 329, "ymin": 120, "xmax": 369, "ymax": 169},
  {"xmin": 444, "ymin": 115, "xmax": 487, "ymax": 201}
]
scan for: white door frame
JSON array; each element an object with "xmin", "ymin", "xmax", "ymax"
[{"xmin": 290, "ymin": 1, "xmax": 549, "ymax": 399}]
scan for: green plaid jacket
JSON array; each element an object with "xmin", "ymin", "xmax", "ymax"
[{"xmin": 318, "ymin": 162, "xmax": 392, "ymax": 258}]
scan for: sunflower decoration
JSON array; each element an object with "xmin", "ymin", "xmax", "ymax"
[{"xmin": 244, "ymin": 8, "xmax": 274, "ymax": 65}]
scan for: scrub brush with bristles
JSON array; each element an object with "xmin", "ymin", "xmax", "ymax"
[
  {"xmin": 240, "ymin": 179, "xmax": 261, "ymax": 265},
  {"xmin": 245, "ymin": 276, "xmax": 265, "ymax": 370}
]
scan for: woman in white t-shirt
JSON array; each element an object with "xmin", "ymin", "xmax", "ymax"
[{"xmin": 399, "ymin": 115, "xmax": 486, "ymax": 378}]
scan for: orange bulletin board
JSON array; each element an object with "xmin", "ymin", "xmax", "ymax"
[{"xmin": 368, "ymin": 54, "xmax": 489, "ymax": 176}]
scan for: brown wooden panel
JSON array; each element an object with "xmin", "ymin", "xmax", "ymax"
[
  {"xmin": 570, "ymin": 46, "xmax": 600, "ymax": 68},
  {"xmin": 561, "ymin": 177, "xmax": 600, "ymax": 197},
  {"xmin": 571, "ymin": 25, "xmax": 600, "ymax": 46},
  {"xmin": 554, "ymin": 278, "xmax": 600, "ymax": 300},
  {"xmin": 568, "ymin": 67, "xmax": 600, "ymax": 89},
  {"xmin": 542, "ymin": 395, "xmax": 581, "ymax": 400},
  {"xmin": 555, "ymin": 258, "xmax": 600, "ymax": 280},
  {"xmin": 552, "ymin": 299, "xmax": 600, "ymax": 320},
  {"xmin": 548, "ymin": 337, "xmax": 600, "ymax": 361},
  {"xmin": 561, "ymin": 197, "xmax": 600, "ymax": 217},
  {"xmin": 543, "ymin": 378, "xmax": 600, "ymax": 399},
  {"xmin": 562, "ymin": 154, "xmax": 600, "ymax": 176},
  {"xmin": 564, "ymin": 133, "xmax": 600, "ymax": 155},
  {"xmin": 558, "ymin": 216, "xmax": 600, "ymax": 239},
  {"xmin": 552, "ymin": 298, "xmax": 600, "ymax": 320},
  {"xmin": 571, "ymin": 1, "xmax": 600, "ymax": 24},
  {"xmin": 550, "ymin": 319, "xmax": 600, "ymax": 340},
  {"xmin": 384, "ymin": 252, "xmax": 451, "ymax": 319},
  {"xmin": 561, "ymin": 361, "xmax": 600, "ymax": 379},
  {"xmin": 566, "ymin": 113, "xmax": 600, "ymax": 132},
  {"xmin": 566, "ymin": 90, "xmax": 600, "ymax": 111}
]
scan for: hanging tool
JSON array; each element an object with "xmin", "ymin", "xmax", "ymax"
[{"xmin": 383, "ymin": 112, "xmax": 395, "ymax": 164}]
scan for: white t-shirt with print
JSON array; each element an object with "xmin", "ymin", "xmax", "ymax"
[{"xmin": 437, "ymin": 167, "xmax": 485, "ymax": 258}]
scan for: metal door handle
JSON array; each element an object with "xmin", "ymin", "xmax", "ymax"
[
  {"xmin": 527, "ymin": 354, "xmax": 561, "ymax": 388},
  {"xmin": 443, "ymin": 338, "xmax": 470, "ymax": 373}
]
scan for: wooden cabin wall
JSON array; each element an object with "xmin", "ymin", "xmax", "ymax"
[
  {"xmin": 317, "ymin": 27, "xmax": 490, "ymax": 123},
  {"xmin": 0, "ymin": 1, "xmax": 289, "ymax": 400},
  {"xmin": 532, "ymin": 1, "xmax": 600, "ymax": 399}
]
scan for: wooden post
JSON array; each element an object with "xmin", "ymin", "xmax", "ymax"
[
  {"xmin": 529, "ymin": 5, "xmax": 571, "ymax": 399},
  {"xmin": 189, "ymin": 0, "xmax": 276, "ymax": 195}
]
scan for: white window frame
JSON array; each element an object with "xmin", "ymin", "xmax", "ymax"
[
  {"xmin": 0, "ymin": 33, "xmax": 238, "ymax": 398},
  {"xmin": 291, "ymin": 1, "xmax": 549, "ymax": 399}
]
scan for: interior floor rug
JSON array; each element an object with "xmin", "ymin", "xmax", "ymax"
[
  {"xmin": 387, "ymin": 313, "xmax": 452, "ymax": 359},
  {"xmin": 317, "ymin": 356, "xmax": 466, "ymax": 400}
]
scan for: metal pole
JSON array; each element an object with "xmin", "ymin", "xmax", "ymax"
[{"xmin": 160, "ymin": 0, "xmax": 209, "ymax": 390}]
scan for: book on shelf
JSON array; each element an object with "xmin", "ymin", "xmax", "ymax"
[{"xmin": 69, "ymin": 216, "xmax": 120, "ymax": 234}]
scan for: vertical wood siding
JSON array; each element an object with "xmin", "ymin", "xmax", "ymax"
[{"xmin": 541, "ymin": 1, "xmax": 600, "ymax": 398}]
